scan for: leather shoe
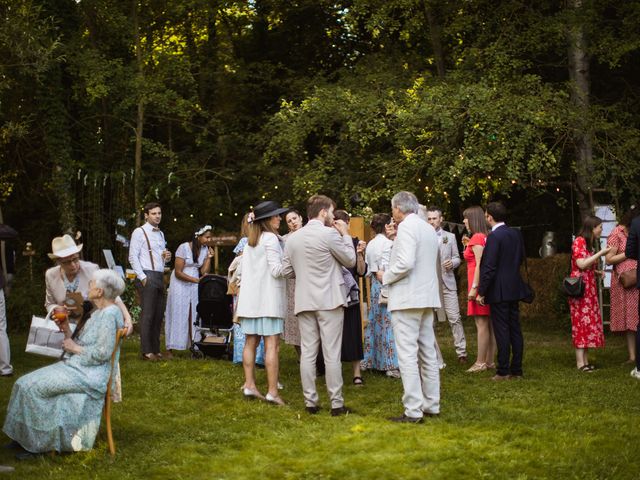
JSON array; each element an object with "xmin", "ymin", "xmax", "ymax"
[
  {"xmin": 141, "ymin": 353, "xmax": 159, "ymax": 361},
  {"xmin": 330, "ymin": 406, "xmax": 353, "ymax": 417},
  {"xmin": 0, "ymin": 372, "xmax": 14, "ymax": 377},
  {"xmin": 490, "ymin": 374, "xmax": 510, "ymax": 381},
  {"xmin": 305, "ymin": 406, "xmax": 321, "ymax": 415},
  {"xmin": 389, "ymin": 414, "xmax": 423, "ymax": 424}
]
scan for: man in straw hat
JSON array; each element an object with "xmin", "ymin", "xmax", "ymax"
[
  {"xmin": 46, "ymin": 234, "xmax": 132, "ymax": 332},
  {"xmin": 129, "ymin": 202, "xmax": 171, "ymax": 361}
]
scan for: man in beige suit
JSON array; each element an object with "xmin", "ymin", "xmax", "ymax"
[
  {"xmin": 282, "ymin": 195, "xmax": 356, "ymax": 416},
  {"xmin": 383, "ymin": 192, "xmax": 441, "ymax": 423}
]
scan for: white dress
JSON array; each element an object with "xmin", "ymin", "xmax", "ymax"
[{"xmin": 164, "ymin": 242, "xmax": 207, "ymax": 350}]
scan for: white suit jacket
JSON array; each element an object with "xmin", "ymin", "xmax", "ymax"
[
  {"xmin": 383, "ymin": 213, "xmax": 441, "ymax": 312},
  {"xmin": 236, "ymin": 232, "xmax": 286, "ymax": 319},
  {"xmin": 45, "ymin": 260, "xmax": 99, "ymax": 314},
  {"xmin": 437, "ymin": 229, "xmax": 460, "ymax": 291},
  {"xmin": 282, "ymin": 219, "xmax": 356, "ymax": 314}
]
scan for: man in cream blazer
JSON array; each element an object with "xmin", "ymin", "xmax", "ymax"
[
  {"xmin": 426, "ymin": 206, "xmax": 467, "ymax": 363},
  {"xmin": 383, "ymin": 192, "xmax": 441, "ymax": 423},
  {"xmin": 282, "ymin": 195, "xmax": 356, "ymax": 416}
]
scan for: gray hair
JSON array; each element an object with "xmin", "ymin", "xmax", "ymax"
[
  {"xmin": 391, "ymin": 191, "xmax": 420, "ymax": 215},
  {"xmin": 417, "ymin": 204, "xmax": 428, "ymax": 221},
  {"xmin": 92, "ymin": 269, "xmax": 126, "ymax": 300}
]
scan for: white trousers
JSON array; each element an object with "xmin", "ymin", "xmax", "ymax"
[
  {"xmin": 297, "ymin": 307, "xmax": 344, "ymax": 409},
  {"xmin": 435, "ymin": 287, "xmax": 467, "ymax": 357},
  {"xmin": 0, "ymin": 289, "xmax": 12, "ymax": 375},
  {"xmin": 391, "ymin": 308, "xmax": 440, "ymax": 418}
]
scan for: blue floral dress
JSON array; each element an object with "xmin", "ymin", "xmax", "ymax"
[
  {"xmin": 3, "ymin": 305, "xmax": 123, "ymax": 453},
  {"xmin": 361, "ymin": 277, "xmax": 399, "ymax": 371}
]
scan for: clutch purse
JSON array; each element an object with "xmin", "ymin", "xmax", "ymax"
[
  {"xmin": 562, "ymin": 276, "xmax": 584, "ymax": 297},
  {"xmin": 618, "ymin": 270, "xmax": 637, "ymax": 289}
]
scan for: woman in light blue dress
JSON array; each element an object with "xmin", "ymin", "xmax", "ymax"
[
  {"xmin": 3, "ymin": 269, "xmax": 125, "ymax": 455},
  {"xmin": 231, "ymin": 215, "xmax": 265, "ymax": 365}
]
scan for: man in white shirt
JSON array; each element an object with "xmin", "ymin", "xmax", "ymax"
[
  {"xmin": 426, "ymin": 206, "xmax": 468, "ymax": 364},
  {"xmin": 129, "ymin": 202, "xmax": 171, "ymax": 361},
  {"xmin": 383, "ymin": 192, "xmax": 441, "ymax": 423}
]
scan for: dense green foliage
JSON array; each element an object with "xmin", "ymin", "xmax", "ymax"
[
  {"xmin": 1, "ymin": 0, "xmax": 640, "ymax": 258},
  {"xmin": 1, "ymin": 323, "xmax": 640, "ymax": 478}
]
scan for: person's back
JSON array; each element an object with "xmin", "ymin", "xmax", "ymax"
[{"xmin": 482, "ymin": 226, "xmax": 525, "ymax": 304}]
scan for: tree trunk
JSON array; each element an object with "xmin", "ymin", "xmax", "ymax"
[
  {"xmin": 567, "ymin": 0, "xmax": 594, "ymax": 220},
  {"xmin": 422, "ymin": 0, "xmax": 446, "ymax": 79},
  {"xmin": 133, "ymin": 0, "xmax": 144, "ymax": 226}
]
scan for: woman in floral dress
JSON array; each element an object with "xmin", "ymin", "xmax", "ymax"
[
  {"xmin": 605, "ymin": 208, "xmax": 640, "ymax": 363},
  {"xmin": 569, "ymin": 215, "xmax": 612, "ymax": 371}
]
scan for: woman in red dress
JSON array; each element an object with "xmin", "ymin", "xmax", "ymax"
[
  {"xmin": 462, "ymin": 206, "xmax": 495, "ymax": 372},
  {"xmin": 569, "ymin": 216, "xmax": 612, "ymax": 371},
  {"xmin": 605, "ymin": 208, "xmax": 640, "ymax": 363}
]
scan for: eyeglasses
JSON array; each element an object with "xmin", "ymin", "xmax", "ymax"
[{"xmin": 60, "ymin": 256, "xmax": 80, "ymax": 265}]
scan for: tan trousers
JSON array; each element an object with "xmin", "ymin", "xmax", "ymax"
[
  {"xmin": 435, "ymin": 287, "xmax": 467, "ymax": 358},
  {"xmin": 297, "ymin": 307, "xmax": 345, "ymax": 409}
]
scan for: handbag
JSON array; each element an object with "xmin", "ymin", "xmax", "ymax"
[
  {"xmin": 25, "ymin": 315, "xmax": 76, "ymax": 358},
  {"xmin": 562, "ymin": 276, "xmax": 585, "ymax": 297},
  {"xmin": 618, "ymin": 269, "xmax": 637, "ymax": 289}
]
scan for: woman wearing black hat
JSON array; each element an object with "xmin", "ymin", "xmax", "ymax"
[{"xmin": 235, "ymin": 201, "xmax": 289, "ymax": 405}]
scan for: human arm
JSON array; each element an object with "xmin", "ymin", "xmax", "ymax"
[
  {"xmin": 115, "ymin": 297, "xmax": 133, "ymax": 336},
  {"xmin": 65, "ymin": 308, "xmax": 120, "ymax": 363},
  {"xmin": 328, "ymin": 225, "xmax": 356, "ymax": 268},
  {"xmin": 44, "ymin": 269, "xmax": 62, "ymax": 315},
  {"xmin": 469, "ymin": 244, "xmax": 486, "ymax": 299},
  {"xmin": 605, "ymin": 234, "xmax": 626, "ymax": 266},
  {"xmin": 200, "ymin": 246, "xmax": 214, "ymax": 275},
  {"xmin": 575, "ymin": 240, "xmax": 611, "ymax": 270},
  {"xmin": 281, "ymin": 242, "xmax": 295, "ymax": 279},
  {"xmin": 448, "ymin": 235, "xmax": 461, "ymax": 270},
  {"xmin": 128, "ymin": 227, "xmax": 147, "ymax": 283},
  {"xmin": 264, "ymin": 233, "xmax": 286, "ymax": 278},
  {"xmin": 382, "ymin": 223, "xmax": 416, "ymax": 286},
  {"xmin": 356, "ymin": 240, "xmax": 367, "ymax": 276}
]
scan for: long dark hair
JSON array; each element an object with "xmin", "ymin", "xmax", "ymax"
[
  {"xmin": 577, "ymin": 215, "xmax": 602, "ymax": 253},
  {"xmin": 191, "ymin": 225, "xmax": 212, "ymax": 262}
]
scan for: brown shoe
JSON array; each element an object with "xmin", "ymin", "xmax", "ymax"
[
  {"xmin": 490, "ymin": 374, "xmax": 510, "ymax": 381},
  {"xmin": 163, "ymin": 350, "xmax": 174, "ymax": 360},
  {"xmin": 141, "ymin": 353, "xmax": 159, "ymax": 361}
]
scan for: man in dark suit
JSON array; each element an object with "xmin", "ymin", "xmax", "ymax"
[
  {"xmin": 624, "ymin": 213, "xmax": 640, "ymax": 380},
  {"xmin": 477, "ymin": 202, "xmax": 529, "ymax": 381}
]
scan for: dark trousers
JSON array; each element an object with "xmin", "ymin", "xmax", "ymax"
[
  {"xmin": 490, "ymin": 301, "xmax": 524, "ymax": 376},
  {"xmin": 136, "ymin": 270, "xmax": 165, "ymax": 355}
]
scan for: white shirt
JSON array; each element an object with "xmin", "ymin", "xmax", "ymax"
[
  {"xmin": 365, "ymin": 233, "xmax": 393, "ymax": 274},
  {"xmin": 492, "ymin": 222, "xmax": 506, "ymax": 232},
  {"xmin": 128, "ymin": 222, "xmax": 167, "ymax": 281}
]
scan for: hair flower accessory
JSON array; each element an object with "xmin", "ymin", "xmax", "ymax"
[
  {"xmin": 194, "ymin": 225, "xmax": 213, "ymax": 237},
  {"xmin": 247, "ymin": 212, "xmax": 255, "ymax": 224}
]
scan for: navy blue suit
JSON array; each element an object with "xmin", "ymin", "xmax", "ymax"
[
  {"xmin": 478, "ymin": 224, "xmax": 529, "ymax": 376},
  {"xmin": 624, "ymin": 216, "xmax": 640, "ymax": 371}
]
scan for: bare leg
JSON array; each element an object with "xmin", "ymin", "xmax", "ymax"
[
  {"xmin": 242, "ymin": 334, "xmax": 260, "ymax": 391},
  {"xmin": 352, "ymin": 360, "xmax": 361, "ymax": 380},
  {"xmin": 626, "ymin": 331, "xmax": 637, "ymax": 362},
  {"xmin": 575, "ymin": 347, "xmax": 587, "ymax": 368},
  {"xmin": 475, "ymin": 315, "xmax": 491, "ymax": 365},
  {"xmin": 264, "ymin": 335, "xmax": 281, "ymax": 397}
]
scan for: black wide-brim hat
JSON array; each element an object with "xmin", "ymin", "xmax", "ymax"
[{"xmin": 252, "ymin": 201, "xmax": 289, "ymax": 222}]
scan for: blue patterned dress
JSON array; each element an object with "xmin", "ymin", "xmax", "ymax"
[
  {"xmin": 361, "ymin": 277, "xmax": 399, "ymax": 371},
  {"xmin": 3, "ymin": 305, "xmax": 123, "ymax": 453}
]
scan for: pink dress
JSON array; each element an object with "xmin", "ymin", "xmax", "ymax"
[
  {"xmin": 607, "ymin": 225, "xmax": 639, "ymax": 332},
  {"xmin": 569, "ymin": 236, "xmax": 604, "ymax": 348},
  {"xmin": 463, "ymin": 233, "xmax": 490, "ymax": 316}
]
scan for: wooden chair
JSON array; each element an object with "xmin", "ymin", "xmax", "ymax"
[{"xmin": 103, "ymin": 327, "xmax": 128, "ymax": 457}]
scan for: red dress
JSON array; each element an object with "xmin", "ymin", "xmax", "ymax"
[
  {"xmin": 464, "ymin": 233, "xmax": 490, "ymax": 316},
  {"xmin": 606, "ymin": 225, "xmax": 639, "ymax": 332},
  {"xmin": 568, "ymin": 236, "xmax": 604, "ymax": 348}
]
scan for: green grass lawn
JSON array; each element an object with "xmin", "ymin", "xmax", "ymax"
[{"xmin": 1, "ymin": 319, "xmax": 639, "ymax": 479}]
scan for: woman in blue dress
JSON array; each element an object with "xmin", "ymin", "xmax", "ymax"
[{"xmin": 3, "ymin": 269, "xmax": 125, "ymax": 455}]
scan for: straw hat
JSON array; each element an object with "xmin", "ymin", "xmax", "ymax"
[{"xmin": 48, "ymin": 234, "xmax": 83, "ymax": 260}]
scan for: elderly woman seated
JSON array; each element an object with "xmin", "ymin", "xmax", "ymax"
[{"xmin": 3, "ymin": 269, "xmax": 125, "ymax": 457}]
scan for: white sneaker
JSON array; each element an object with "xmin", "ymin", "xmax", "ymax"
[{"xmin": 630, "ymin": 367, "xmax": 640, "ymax": 380}]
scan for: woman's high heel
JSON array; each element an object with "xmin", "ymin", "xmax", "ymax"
[{"xmin": 466, "ymin": 363, "xmax": 487, "ymax": 373}]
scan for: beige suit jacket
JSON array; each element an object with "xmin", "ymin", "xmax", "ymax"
[
  {"xmin": 282, "ymin": 219, "xmax": 356, "ymax": 315},
  {"xmin": 45, "ymin": 260, "xmax": 99, "ymax": 314},
  {"xmin": 383, "ymin": 213, "xmax": 441, "ymax": 312}
]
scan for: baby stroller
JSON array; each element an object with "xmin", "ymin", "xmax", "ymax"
[{"xmin": 191, "ymin": 274, "xmax": 234, "ymax": 359}]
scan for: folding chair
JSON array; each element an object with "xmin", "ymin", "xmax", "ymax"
[{"xmin": 103, "ymin": 327, "xmax": 127, "ymax": 457}]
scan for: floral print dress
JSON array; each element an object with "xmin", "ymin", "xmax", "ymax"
[{"xmin": 569, "ymin": 236, "xmax": 604, "ymax": 348}]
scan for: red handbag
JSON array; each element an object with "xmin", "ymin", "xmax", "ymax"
[{"xmin": 618, "ymin": 269, "xmax": 637, "ymax": 289}]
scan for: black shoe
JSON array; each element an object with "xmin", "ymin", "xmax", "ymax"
[
  {"xmin": 389, "ymin": 414, "xmax": 424, "ymax": 424},
  {"xmin": 330, "ymin": 406, "xmax": 353, "ymax": 417},
  {"xmin": 305, "ymin": 406, "xmax": 321, "ymax": 415},
  {"xmin": 15, "ymin": 451, "xmax": 43, "ymax": 460},
  {"xmin": 3, "ymin": 440, "xmax": 21, "ymax": 450},
  {"xmin": 0, "ymin": 372, "xmax": 13, "ymax": 377}
]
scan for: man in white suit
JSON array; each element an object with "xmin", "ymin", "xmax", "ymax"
[
  {"xmin": 426, "ymin": 206, "xmax": 468, "ymax": 363},
  {"xmin": 282, "ymin": 195, "xmax": 356, "ymax": 416},
  {"xmin": 383, "ymin": 192, "xmax": 441, "ymax": 423}
]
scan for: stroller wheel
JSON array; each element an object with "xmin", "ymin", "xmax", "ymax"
[{"xmin": 191, "ymin": 349, "xmax": 205, "ymax": 360}]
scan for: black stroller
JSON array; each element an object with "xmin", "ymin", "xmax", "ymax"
[{"xmin": 191, "ymin": 274, "xmax": 234, "ymax": 359}]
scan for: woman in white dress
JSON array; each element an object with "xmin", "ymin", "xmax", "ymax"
[
  {"xmin": 164, "ymin": 225, "xmax": 214, "ymax": 356},
  {"xmin": 236, "ymin": 201, "xmax": 288, "ymax": 405}
]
